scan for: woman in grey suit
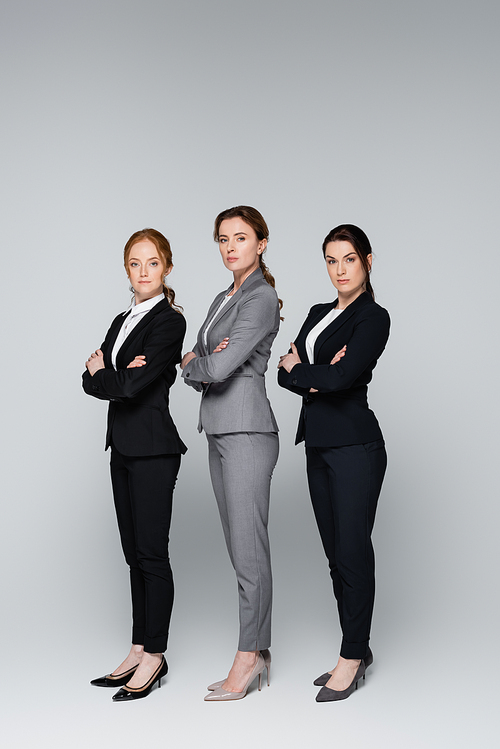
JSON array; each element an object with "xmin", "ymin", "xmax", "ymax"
[{"xmin": 181, "ymin": 206, "xmax": 281, "ymax": 701}]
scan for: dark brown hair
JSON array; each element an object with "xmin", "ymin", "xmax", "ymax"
[
  {"xmin": 124, "ymin": 228, "xmax": 182, "ymax": 312},
  {"xmin": 322, "ymin": 224, "xmax": 374, "ymax": 299},
  {"xmin": 213, "ymin": 205, "xmax": 283, "ymax": 317}
]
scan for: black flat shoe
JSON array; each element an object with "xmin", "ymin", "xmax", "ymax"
[
  {"xmin": 91, "ymin": 664, "xmax": 139, "ymax": 687},
  {"xmin": 315, "ymin": 661, "xmax": 365, "ymax": 702},
  {"xmin": 313, "ymin": 648, "xmax": 373, "ymax": 687},
  {"xmin": 112, "ymin": 656, "xmax": 168, "ymax": 702}
]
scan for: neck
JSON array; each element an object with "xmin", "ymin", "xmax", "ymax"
[
  {"xmin": 134, "ymin": 289, "xmax": 163, "ymax": 305},
  {"xmin": 336, "ymin": 287, "xmax": 365, "ymax": 311},
  {"xmin": 231, "ymin": 263, "xmax": 259, "ymax": 294}
]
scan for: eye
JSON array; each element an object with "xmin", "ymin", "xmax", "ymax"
[
  {"xmin": 346, "ymin": 257, "xmax": 355, "ymax": 263},
  {"xmin": 327, "ymin": 259, "xmax": 336, "ymax": 265},
  {"xmin": 150, "ymin": 261, "xmax": 158, "ymax": 266},
  {"xmin": 130, "ymin": 262, "xmax": 139, "ymax": 267},
  {"xmin": 219, "ymin": 238, "xmax": 227, "ymax": 244},
  {"xmin": 237, "ymin": 236, "xmax": 245, "ymax": 241}
]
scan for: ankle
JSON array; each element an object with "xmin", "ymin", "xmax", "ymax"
[
  {"xmin": 141, "ymin": 652, "xmax": 162, "ymax": 663},
  {"xmin": 236, "ymin": 650, "xmax": 259, "ymax": 664}
]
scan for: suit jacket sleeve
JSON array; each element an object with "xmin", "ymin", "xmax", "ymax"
[
  {"xmin": 279, "ymin": 305, "xmax": 390, "ymax": 393},
  {"xmin": 277, "ymin": 304, "xmax": 322, "ymax": 396},
  {"xmin": 82, "ymin": 310, "xmax": 186, "ymax": 400},
  {"xmin": 182, "ymin": 340, "xmax": 205, "ymax": 392},
  {"xmin": 183, "ymin": 286, "xmax": 277, "ymax": 383}
]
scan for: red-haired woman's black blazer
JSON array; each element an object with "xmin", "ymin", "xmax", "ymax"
[
  {"xmin": 278, "ymin": 292, "xmax": 390, "ymax": 447},
  {"xmin": 82, "ymin": 297, "xmax": 187, "ymax": 457}
]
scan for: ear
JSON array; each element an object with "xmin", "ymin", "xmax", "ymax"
[
  {"xmin": 366, "ymin": 254, "xmax": 373, "ymax": 272},
  {"xmin": 258, "ymin": 238, "xmax": 268, "ymax": 255},
  {"xmin": 164, "ymin": 265, "xmax": 173, "ymax": 278}
]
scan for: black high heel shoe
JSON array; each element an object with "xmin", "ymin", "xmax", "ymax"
[
  {"xmin": 313, "ymin": 647, "xmax": 373, "ymax": 687},
  {"xmin": 112, "ymin": 656, "xmax": 168, "ymax": 702},
  {"xmin": 315, "ymin": 661, "xmax": 365, "ymax": 702},
  {"xmin": 90, "ymin": 664, "xmax": 139, "ymax": 688}
]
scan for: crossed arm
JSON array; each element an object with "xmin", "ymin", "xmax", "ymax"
[{"xmin": 277, "ymin": 342, "xmax": 346, "ymax": 392}]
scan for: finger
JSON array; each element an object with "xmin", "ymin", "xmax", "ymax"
[{"xmin": 290, "ymin": 342, "xmax": 298, "ymax": 353}]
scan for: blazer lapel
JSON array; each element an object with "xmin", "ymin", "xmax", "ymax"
[
  {"xmin": 201, "ymin": 267, "xmax": 265, "ymax": 350},
  {"xmin": 314, "ymin": 292, "xmax": 373, "ymax": 361},
  {"xmin": 295, "ymin": 301, "xmax": 336, "ymax": 361},
  {"xmin": 114, "ymin": 298, "xmax": 169, "ymax": 368},
  {"xmin": 103, "ymin": 312, "xmax": 129, "ymax": 368},
  {"xmin": 195, "ymin": 287, "xmax": 232, "ymax": 355}
]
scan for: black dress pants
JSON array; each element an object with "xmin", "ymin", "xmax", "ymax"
[
  {"xmin": 110, "ymin": 447, "xmax": 181, "ymax": 653},
  {"xmin": 306, "ymin": 439, "xmax": 387, "ymax": 660}
]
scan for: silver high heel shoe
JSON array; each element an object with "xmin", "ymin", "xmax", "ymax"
[
  {"xmin": 207, "ymin": 649, "xmax": 271, "ymax": 691},
  {"xmin": 204, "ymin": 653, "xmax": 267, "ymax": 701}
]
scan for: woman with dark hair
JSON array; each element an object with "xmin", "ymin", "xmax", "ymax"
[
  {"xmin": 278, "ymin": 224, "xmax": 390, "ymax": 702},
  {"xmin": 181, "ymin": 206, "xmax": 281, "ymax": 701},
  {"xmin": 83, "ymin": 228, "xmax": 186, "ymax": 702}
]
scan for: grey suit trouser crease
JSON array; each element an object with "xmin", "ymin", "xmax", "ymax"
[{"xmin": 207, "ymin": 431, "xmax": 279, "ymax": 652}]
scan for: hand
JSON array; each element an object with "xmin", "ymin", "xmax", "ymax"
[
  {"xmin": 330, "ymin": 345, "xmax": 346, "ymax": 365},
  {"xmin": 127, "ymin": 355, "xmax": 146, "ymax": 369},
  {"xmin": 277, "ymin": 342, "xmax": 301, "ymax": 373},
  {"xmin": 181, "ymin": 351, "xmax": 196, "ymax": 370},
  {"xmin": 213, "ymin": 337, "xmax": 229, "ymax": 353},
  {"xmin": 85, "ymin": 349, "xmax": 105, "ymax": 376}
]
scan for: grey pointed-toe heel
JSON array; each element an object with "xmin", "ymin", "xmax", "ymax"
[
  {"xmin": 313, "ymin": 647, "xmax": 373, "ymax": 687},
  {"xmin": 315, "ymin": 661, "xmax": 366, "ymax": 702}
]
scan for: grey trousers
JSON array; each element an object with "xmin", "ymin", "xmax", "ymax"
[{"xmin": 207, "ymin": 432, "xmax": 279, "ymax": 652}]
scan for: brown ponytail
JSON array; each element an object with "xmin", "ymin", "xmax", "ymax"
[{"xmin": 213, "ymin": 205, "xmax": 284, "ymax": 319}]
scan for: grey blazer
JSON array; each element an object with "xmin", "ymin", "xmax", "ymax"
[{"xmin": 182, "ymin": 267, "xmax": 280, "ymax": 434}]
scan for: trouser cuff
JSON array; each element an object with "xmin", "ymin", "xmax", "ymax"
[{"xmin": 340, "ymin": 639, "xmax": 369, "ymax": 660}]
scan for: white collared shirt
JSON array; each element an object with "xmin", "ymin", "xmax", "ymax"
[
  {"xmin": 305, "ymin": 307, "xmax": 344, "ymax": 364},
  {"xmin": 111, "ymin": 292, "xmax": 164, "ymax": 370}
]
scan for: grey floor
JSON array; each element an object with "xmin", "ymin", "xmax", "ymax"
[
  {"xmin": 3, "ymin": 611, "xmax": 494, "ymax": 749},
  {"xmin": 3, "ymin": 463, "xmax": 496, "ymax": 749}
]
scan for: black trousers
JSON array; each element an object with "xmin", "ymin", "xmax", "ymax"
[
  {"xmin": 110, "ymin": 447, "xmax": 181, "ymax": 653},
  {"xmin": 306, "ymin": 439, "xmax": 387, "ymax": 660}
]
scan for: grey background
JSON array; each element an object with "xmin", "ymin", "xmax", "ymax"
[{"xmin": 1, "ymin": 0, "xmax": 498, "ymax": 746}]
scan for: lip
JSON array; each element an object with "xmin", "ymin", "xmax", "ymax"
[
  {"xmin": 227, "ymin": 257, "xmax": 238, "ymax": 262},
  {"xmin": 337, "ymin": 279, "xmax": 350, "ymax": 284},
  {"xmin": 139, "ymin": 280, "xmax": 151, "ymax": 283}
]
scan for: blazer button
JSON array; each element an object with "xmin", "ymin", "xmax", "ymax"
[
  {"xmin": 292, "ymin": 378, "xmax": 297, "ymax": 385},
  {"xmin": 92, "ymin": 385, "xmax": 99, "ymax": 391},
  {"xmin": 186, "ymin": 372, "xmax": 190, "ymax": 377}
]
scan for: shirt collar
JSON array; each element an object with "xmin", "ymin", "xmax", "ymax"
[{"xmin": 127, "ymin": 292, "xmax": 164, "ymax": 318}]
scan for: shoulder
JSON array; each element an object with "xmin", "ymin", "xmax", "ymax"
[
  {"xmin": 245, "ymin": 278, "xmax": 278, "ymax": 300},
  {"xmin": 241, "ymin": 282, "xmax": 279, "ymax": 318},
  {"xmin": 157, "ymin": 300, "xmax": 186, "ymax": 327},
  {"xmin": 357, "ymin": 297, "xmax": 390, "ymax": 325},
  {"xmin": 308, "ymin": 302, "xmax": 330, "ymax": 315}
]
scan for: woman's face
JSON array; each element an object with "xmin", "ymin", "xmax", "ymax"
[
  {"xmin": 325, "ymin": 240, "xmax": 371, "ymax": 298},
  {"xmin": 126, "ymin": 238, "xmax": 170, "ymax": 302},
  {"xmin": 218, "ymin": 217, "xmax": 267, "ymax": 276}
]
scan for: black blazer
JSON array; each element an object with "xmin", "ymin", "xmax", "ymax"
[
  {"xmin": 278, "ymin": 292, "xmax": 390, "ymax": 447},
  {"xmin": 82, "ymin": 297, "xmax": 187, "ymax": 457}
]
